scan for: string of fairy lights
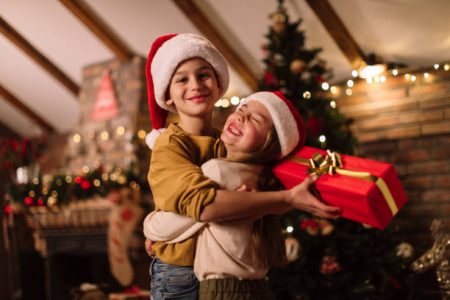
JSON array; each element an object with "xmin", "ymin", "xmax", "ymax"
[{"xmin": 67, "ymin": 61, "xmax": 450, "ymax": 154}]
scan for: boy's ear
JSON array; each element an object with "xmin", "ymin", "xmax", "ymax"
[{"xmin": 165, "ymin": 98, "xmax": 174, "ymax": 107}]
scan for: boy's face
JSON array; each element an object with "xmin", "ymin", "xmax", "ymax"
[
  {"xmin": 165, "ymin": 58, "xmax": 221, "ymax": 120},
  {"xmin": 221, "ymin": 101, "xmax": 273, "ymax": 157}
]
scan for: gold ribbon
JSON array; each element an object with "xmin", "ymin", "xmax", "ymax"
[{"xmin": 289, "ymin": 150, "xmax": 398, "ymax": 215}]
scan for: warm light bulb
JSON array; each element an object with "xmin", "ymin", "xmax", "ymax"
[
  {"xmin": 286, "ymin": 226, "xmax": 294, "ymax": 233},
  {"xmin": 73, "ymin": 134, "xmax": 81, "ymax": 143},
  {"xmin": 221, "ymin": 99, "xmax": 230, "ymax": 108},
  {"xmin": 137, "ymin": 130, "xmax": 146, "ymax": 139},
  {"xmin": 330, "ymin": 86, "xmax": 338, "ymax": 94},
  {"xmin": 330, "ymin": 101, "xmax": 336, "ymax": 108},
  {"xmin": 434, "ymin": 64, "xmax": 440, "ymax": 70},
  {"xmin": 346, "ymin": 89, "xmax": 352, "ymax": 96},
  {"xmin": 303, "ymin": 91, "xmax": 311, "ymax": 99},
  {"xmin": 214, "ymin": 99, "xmax": 223, "ymax": 107},
  {"xmin": 116, "ymin": 126, "xmax": 125, "ymax": 136},
  {"xmin": 359, "ymin": 64, "xmax": 386, "ymax": 79},
  {"xmin": 230, "ymin": 96, "xmax": 240, "ymax": 105},
  {"xmin": 321, "ymin": 82, "xmax": 330, "ymax": 91},
  {"xmin": 347, "ymin": 80, "xmax": 354, "ymax": 87},
  {"xmin": 100, "ymin": 131, "xmax": 109, "ymax": 140},
  {"xmin": 319, "ymin": 135, "xmax": 326, "ymax": 143},
  {"xmin": 392, "ymin": 69, "xmax": 398, "ymax": 76}
]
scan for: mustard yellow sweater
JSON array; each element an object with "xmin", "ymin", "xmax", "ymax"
[{"xmin": 148, "ymin": 124, "xmax": 225, "ymax": 266}]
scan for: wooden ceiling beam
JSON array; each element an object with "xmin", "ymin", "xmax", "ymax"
[
  {"xmin": 0, "ymin": 84, "xmax": 54, "ymax": 133},
  {"xmin": 305, "ymin": 0, "xmax": 367, "ymax": 69},
  {"xmin": 0, "ymin": 16, "xmax": 80, "ymax": 96},
  {"xmin": 173, "ymin": 0, "xmax": 259, "ymax": 91},
  {"xmin": 60, "ymin": 0, "xmax": 134, "ymax": 63}
]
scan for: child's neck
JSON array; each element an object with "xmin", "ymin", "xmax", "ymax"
[{"xmin": 178, "ymin": 116, "xmax": 214, "ymax": 136}]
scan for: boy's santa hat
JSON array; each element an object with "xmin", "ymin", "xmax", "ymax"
[
  {"xmin": 145, "ymin": 33, "xmax": 229, "ymax": 148},
  {"xmin": 241, "ymin": 91, "xmax": 306, "ymax": 158}
]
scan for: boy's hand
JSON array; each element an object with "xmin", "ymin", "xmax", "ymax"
[
  {"xmin": 145, "ymin": 239, "xmax": 155, "ymax": 257},
  {"xmin": 287, "ymin": 175, "xmax": 342, "ymax": 219}
]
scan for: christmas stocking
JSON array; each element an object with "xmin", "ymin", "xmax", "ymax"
[{"xmin": 108, "ymin": 189, "xmax": 143, "ymax": 286}]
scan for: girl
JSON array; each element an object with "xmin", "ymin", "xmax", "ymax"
[{"xmin": 145, "ymin": 91, "xmax": 312, "ymax": 299}]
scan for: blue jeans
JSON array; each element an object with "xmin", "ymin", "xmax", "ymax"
[{"xmin": 150, "ymin": 258, "xmax": 199, "ymax": 300}]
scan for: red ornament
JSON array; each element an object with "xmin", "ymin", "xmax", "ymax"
[
  {"xmin": 306, "ymin": 117, "xmax": 325, "ymax": 138},
  {"xmin": 263, "ymin": 71, "xmax": 278, "ymax": 86},
  {"xmin": 315, "ymin": 75, "xmax": 325, "ymax": 84},
  {"xmin": 24, "ymin": 196, "xmax": 33, "ymax": 206},
  {"xmin": 74, "ymin": 176, "xmax": 82, "ymax": 184},
  {"xmin": 4, "ymin": 205, "xmax": 12, "ymax": 214},
  {"xmin": 320, "ymin": 255, "xmax": 341, "ymax": 274},
  {"xmin": 121, "ymin": 208, "xmax": 133, "ymax": 221},
  {"xmin": 37, "ymin": 198, "xmax": 44, "ymax": 206},
  {"xmin": 80, "ymin": 180, "xmax": 91, "ymax": 190}
]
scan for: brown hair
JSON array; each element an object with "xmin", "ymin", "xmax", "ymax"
[{"xmin": 226, "ymin": 126, "xmax": 288, "ymax": 268}]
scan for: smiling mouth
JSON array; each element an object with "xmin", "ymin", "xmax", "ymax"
[
  {"xmin": 188, "ymin": 94, "xmax": 209, "ymax": 101},
  {"xmin": 228, "ymin": 124, "xmax": 242, "ymax": 136}
]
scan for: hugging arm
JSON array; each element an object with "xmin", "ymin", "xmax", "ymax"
[{"xmin": 200, "ymin": 175, "xmax": 341, "ymax": 222}]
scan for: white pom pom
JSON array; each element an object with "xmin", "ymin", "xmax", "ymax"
[{"xmin": 145, "ymin": 128, "xmax": 166, "ymax": 149}]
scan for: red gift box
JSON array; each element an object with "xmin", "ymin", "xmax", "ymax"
[{"xmin": 273, "ymin": 146, "xmax": 408, "ymax": 229}]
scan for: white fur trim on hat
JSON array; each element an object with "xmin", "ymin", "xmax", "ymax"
[
  {"xmin": 151, "ymin": 34, "xmax": 229, "ymax": 112},
  {"xmin": 241, "ymin": 92, "xmax": 300, "ymax": 158},
  {"xmin": 145, "ymin": 128, "xmax": 166, "ymax": 150}
]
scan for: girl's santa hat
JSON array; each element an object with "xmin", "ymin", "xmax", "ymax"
[
  {"xmin": 145, "ymin": 33, "xmax": 229, "ymax": 148},
  {"xmin": 240, "ymin": 91, "xmax": 306, "ymax": 158}
]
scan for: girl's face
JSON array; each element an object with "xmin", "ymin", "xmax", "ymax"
[
  {"xmin": 165, "ymin": 58, "xmax": 221, "ymax": 120},
  {"xmin": 221, "ymin": 101, "xmax": 274, "ymax": 158}
]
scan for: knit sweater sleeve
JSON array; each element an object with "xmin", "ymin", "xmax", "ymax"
[{"xmin": 148, "ymin": 128, "xmax": 220, "ymax": 220}]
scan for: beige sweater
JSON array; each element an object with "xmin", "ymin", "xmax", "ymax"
[{"xmin": 143, "ymin": 159, "xmax": 267, "ymax": 280}]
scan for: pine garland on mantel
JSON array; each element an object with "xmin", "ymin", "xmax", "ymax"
[{"xmin": 2, "ymin": 166, "xmax": 146, "ymax": 215}]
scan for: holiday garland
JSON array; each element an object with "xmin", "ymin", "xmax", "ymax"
[{"xmin": 2, "ymin": 166, "xmax": 146, "ymax": 215}]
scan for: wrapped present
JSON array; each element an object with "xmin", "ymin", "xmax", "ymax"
[{"xmin": 273, "ymin": 146, "xmax": 407, "ymax": 229}]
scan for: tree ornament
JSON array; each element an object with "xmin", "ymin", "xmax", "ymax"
[
  {"xmin": 300, "ymin": 71, "xmax": 312, "ymax": 82},
  {"xmin": 270, "ymin": 10, "xmax": 287, "ymax": 34},
  {"xmin": 396, "ymin": 242, "xmax": 414, "ymax": 259},
  {"xmin": 412, "ymin": 219, "xmax": 450, "ymax": 299},
  {"xmin": 274, "ymin": 53, "xmax": 285, "ymax": 66},
  {"xmin": 290, "ymin": 59, "xmax": 307, "ymax": 74},
  {"xmin": 285, "ymin": 237, "xmax": 301, "ymax": 262},
  {"xmin": 263, "ymin": 71, "xmax": 278, "ymax": 86},
  {"xmin": 319, "ymin": 255, "xmax": 341, "ymax": 275}
]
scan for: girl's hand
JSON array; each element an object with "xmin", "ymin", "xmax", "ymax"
[
  {"xmin": 145, "ymin": 238, "xmax": 155, "ymax": 257},
  {"xmin": 287, "ymin": 175, "xmax": 342, "ymax": 219}
]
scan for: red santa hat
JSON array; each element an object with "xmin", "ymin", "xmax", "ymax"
[
  {"xmin": 146, "ymin": 33, "xmax": 229, "ymax": 130},
  {"xmin": 240, "ymin": 91, "xmax": 306, "ymax": 158}
]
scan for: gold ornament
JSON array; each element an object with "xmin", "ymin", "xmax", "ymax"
[
  {"xmin": 270, "ymin": 11, "xmax": 287, "ymax": 34},
  {"xmin": 412, "ymin": 219, "xmax": 450, "ymax": 299},
  {"xmin": 290, "ymin": 59, "xmax": 307, "ymax": 74},
  {"xmin": 285, "ymin": 237, "xmax": 301, "ymax": 262}
]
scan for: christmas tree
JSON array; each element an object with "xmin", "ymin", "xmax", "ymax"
[{"xmin": 260, "ymin": 2, "xmax": 415, "ymax": 299}]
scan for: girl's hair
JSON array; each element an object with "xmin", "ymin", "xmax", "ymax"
[{"xmin": 231, "ymin": 125, "xmax": 289, "ymax": 268}]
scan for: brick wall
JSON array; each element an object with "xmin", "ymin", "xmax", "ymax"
[
  {"xmin": 334, "ymin": 68, "xmax": 450, "ymax": 296},
  {"xmin": 64, "ymin": 56, "xmax": 150, "ymax": 175}
]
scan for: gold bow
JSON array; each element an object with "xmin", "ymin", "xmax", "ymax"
[{"xmin": 289, "ymin": 150, "xmax": 399, "ymax": 215}]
